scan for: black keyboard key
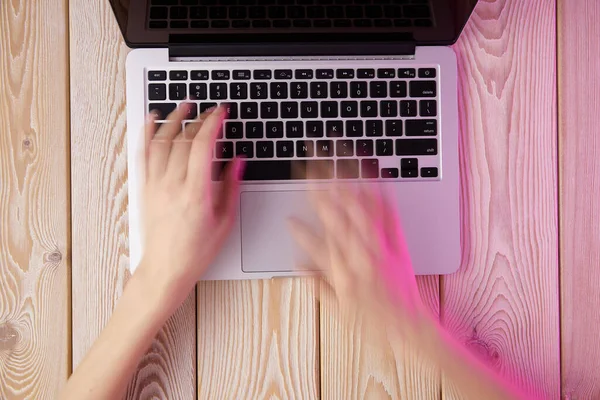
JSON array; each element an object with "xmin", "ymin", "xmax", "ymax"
[
  {"xmin": 281, "ymin": 102, "xmax": 299, "ymax": 119},
  {"xmin": 381, "ymin": 101, "xmax": 398, "ymax": 117},
  {"xmin": 336, "ymin": 140, "xmax": 354, "ymax": 157},
  {"xmin": 277, "ymin": 141, "xmax": 295, "ymax": 158},
  {"xmin": 261, "ymin": 102, "xmax": 279, "ymax": 119},
  {"xmin": 419, "ymin": 68, "xmax": 436, "ymax": 78},
  {"xmin": 256, "ymin": 141, "xmax": 275, "ymax": 158},
  {"xmin": 377, "ymin": 68, "xmax": 395, "ymax": 78},
  {"xmin": 229, "ymin": 6, "xmax": 247, "ymax": 18},
  {"xmin": 394, "ymin": 19, "xmax": 412, "ymax": 28},
  {"xmin": 321, "ymin": 102, "xmax": 338, "ymax": 118},
  {"xmin": 336, "ymin": 69, "xmax": 354, "ymax": 79},
  {"xmin": 266, "ymin": 121, "xmax": 284, "ymax": 138},
  {"xmin": 148, "ymin": 103, "xmax": 176, "ymax": 119},
  {"xmin": 170, "ymin": 70, "xmax": 188, "ymax": 80},
  {"xmin": 273, "ymin": 19, "xmax": 291, "ymax": 27},
  {"xmin": 390, "ymin": 81, "xmax": 407, "ymax": 98},
  {"xmin": 337, "ymin": 159, "xmax": 359, "ymax": 179},
  {"xmin": 236, "ymin": 141, "xmax": 254, "ymax": 158},
  {"xmin": 169, "ymin": 83, "xmax": 186, "ymax": 100},
  {"xmin": 410, "ymin": 81, "xmax": 436, "ymax": 97},
  {"xmin": 270, "ymin": 82, "xmax": 288, "ymax": 99},
  {"xmin": 295, "ymin": 69, "xmax": 314, "ymax": 79},
  {"xmin": 357, "ymin": 69, "xmax": 375, "ymax": 78},
  {"xmin": 149, "ymin": 21, "xmax": 168, "ymax": 29},
  {"xmin": 341, "ymin": 101, "xmax": 358, "ymax": 118},
  {"xmin": 211, "ymin": 20, "xmax": 229, "ymax": 28},
  {"xmin": 404, "ymin": 5, "xmax": 430, "ymax": 18},
  {"xmin": 148, "ymin": 70, "xmax": 167, "ymax": 81},
  {"xmin": 400, "ymin": 100, "xmax": 417, "ymax": 117},
  {"xmin": 237, "ymin": 160, "xmax": 333, "ymax": 180},
  {"xmin": 326, "ymin": 120, "xmax": 343, "ymax": 137},
  {"xmin": 293, "ymin": 19, "xmax": 311, "ymax": 27},
  {"xmin": 230, "ymin": 83, "xmax": 248, "ymax": 100},
  {"xmin": 150, "ymin": 6, "xmax": 168, "ymax": 19},
  {"xmin": 419, "ymin": 100, "xmax": 437, "ymax": 117},
  {"xmin": 233, "ymin": 70, "xmax": 251, "ymax": 80},
  {"xmin": 184, "ymin": 103, "xmax": 198, "ymax": 120},
  {"xmin": 240, "ymin": 102, "xmax": 259, "ymax": 119},
  {"xmin": 216, "ymin": 141, "xmax": 234, "ymax": 159},
  {"xmin": 382, "ymin": 168, "xmax": 399, "ymax": 178},
  {"xmin": 189, "ymin": 83, "xmax": 207, "ymax": 100},
  {"xmin": 316, "ymin": 69, "xmax": 334, "ymax": 79},
  {"xmin": 326, "ymin": 5, "xmax": 344, "ymax": 18},
  {"xmin": 246, "ymin": 122, "xmax": 263, "ymax": 138},
  {"xmin": 354, "ymin": 19, "xmax": 372, "ymax": 27},
  {"xmin": 191, "ymin": 70, "xmax": 209, "ymax": 80},
  {"xmin": 310, "ymin": 82, "xmax": 328, "ymax": 98},
  {"xmin": 374, "ymin": 19, "xmax": 392, "ymax": 27},
  {"xmin": 385, "ymin": 120, "xmax": 403, "ymax": 136},
  {"xmin": 331, "ymin": 82, "xmax": 348, "ymax": 98},
  {"xmin": 301, "ymin": 102, "xmax": 318, "ymax": 118},
  {"xmin": 275, "ymin": 69, "xmax": 293, "ymax": 79},
  {"xmin": 268, "ymin": 6, "xmax": 286, "ymax": 18},
  {"xmin": 190, "ymin": 6, "xmax": 208, "ymax": 18},
  {"xmin": 148, "ymin": 84, "xmax": 166, "ymax": 100},
  {"xmin": 288, "ymin": 5, "xmax": 306, "ymax": 18},
  {"xmin": 346, "ymin": 120, "xmax": 363, "ymax": 137},
  {"xmin": 170, "ymin": 20, "xmax": 189, "ymax": 28},
  {"xmin": 252, "ymin": 20, "xmax": 271, "ymax": 28},
  {"xmin": 212, "ymin": 70, "xmax": 230, "ymax": 80},
  {"xmin": 224, "ymin": 103, "xmax": 238, "ymax": 119},
  {"xmin": 249, "ymin": 5, "xmax": 267, "ymax": 18},
  {"xmin": 376, "ymin": 139, "xmax": 393, "ymax": 156},
  {"xmin": 414, "ymin": 18, "xmax": 433, "ymax": 27},
  {"xmin": 401, "ymin": 168, "xmax": 418, "ymax": 178},
  {"xmin": 346, "ymin": 5, "xmax": 363, "ymax": 17},
  {"xmin": 361, "ymin": 159, "xmax": 379, "ymax": 178},
  {"xmin": 369, "ymin": 81, "xmax": 387, "ymax": 98},
  {"xmin": 199, "ymin": 102, "xmax": 217, "ymax": 113},
  {"xmin": 360, "ymin": 101, "xmax": 378, "ymax": 117},
  {"xmin": 314, "ymin": 19, "xmax": 332, "ymax": 27},
  {"xmin": 209, "ymin": 6, "xmax": 227, "ymax": 18},
  {"xmin": 209, "ymin": 83, "xmax": 227, "ymax": 100},
  {"xmin": 254, "ymin": 70, "xmax": 272, "ymax": 80},
  {"xmin": 191, "ymin": 20, "xmax": 210, "ymax": 28},
  {"xmin": 225, "ymin": 122, "xmax": 243, "ymax": 139},
  {"xmin": 250, "ymin": 83, "xmax": 268, "ymax": 99},
  {"xmin": 334, "ymin": 19, "xmax": 352, "ymax": 27},
  {"xmin": 296, "ymin": 140, "xmax": 313, "ymax": 157},
  {"xmin": 406, "ymin": 119, "xmax": 437, "ymax": 136},
  {"xmin": 306, "ymin": 121, "xmax": 324, "ymax": 137},
  {"xmin": 307, "ymin": 5, "xmax": 325, "ymax": 17},
  {"xmin": 286, "ymin": 121, "xmax": 304, "ymax": 138},
  {"xmin": 291, "ymin": 82, "xmax": 308, "ymax": 99},
  {"xmin": 356, "ymin": 139, "xmax": 374, "ymax": 156},
  {"xmin": 398, "ymin": 68, "xmax": 416, "ymax": 78},
  {"xmin": 365, "ymin": 5, "xmax": 383, "ymax": 17},
  {"xmin": 401, "ymin": 158, "xmax": 418, "ymax": 170},
  {"xmin": 421, "ymin": 167, "xmax": 438, "ymax": 178},
  {"xmin": 350, "ymin": 81, "xmax": 368, "ymax": 98},
  {"xmin": 366, "ymin": 120, "xmax": 383, "ymax": 137},
  {"xmin": 170, "ymin": 6, "xmax": 188, "ymax": 18},
  {"xmin": 395, "ymin": 138, "xmax": 437, "ymax": 155},
  {"xmin": 317, "ymin": 140, "xmax": 333, "ymax": 157}
]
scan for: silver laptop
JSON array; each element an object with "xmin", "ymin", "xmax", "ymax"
[{"xmin": 109, "ymin": 0, "xmax": 477, "ymax": 279}]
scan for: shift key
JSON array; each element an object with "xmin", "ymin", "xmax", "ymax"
[
  {"xmin": 395, "ymin": 139, "xmax": 438, "ymax": 156},
  {"xmin": 405, "ymin": 119, "xmax": 437, "ymax": 136}
]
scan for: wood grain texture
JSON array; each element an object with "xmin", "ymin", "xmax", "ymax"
[
  {"xmin": 443, "ymin": 0, "xmax": 559, "ymax": 399},
  {"xmin": 197, "ymin": 278, "xmax": 319, "ymax": 399},
  {"xmin": 558, "ymin": 0, "xmax": 600, "ymax": 398},
  {"xmin": 69, "ymin": 1, "xmax": 196, "ymax": 398},
  {"xmin": 320, "ymin": 276, "xmax": 441, "ymax": 400},
  {"xmin": 0, "ymin": 0, "xmax": 70, "ymax": 398}
]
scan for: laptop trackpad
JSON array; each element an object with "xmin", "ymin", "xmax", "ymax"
[{"xmin": 240, "ymin": 190, "xmax": 319, "ymax": 273}]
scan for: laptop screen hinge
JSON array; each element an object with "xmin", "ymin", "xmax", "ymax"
[{"xmin": 168, "ymin": 33, "xmax": 416, "ymax": 60}]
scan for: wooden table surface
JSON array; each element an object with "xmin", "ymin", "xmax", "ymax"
[{"xmin": 1, "ymin": 0, "xmax": 599, "ymax": 399}]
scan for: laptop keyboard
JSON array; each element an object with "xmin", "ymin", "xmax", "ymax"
[
  {"xmin": 146, "ymin": 65, "xmax": 440, "ymax": 182},
  {"xmin": 147, "ymin": 0, "xmax": 433, "ymax": 30}
]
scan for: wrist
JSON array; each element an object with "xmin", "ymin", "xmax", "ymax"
[{"xmin": 132, "ymin": 259, "xmax": 188, "ymax": 317}]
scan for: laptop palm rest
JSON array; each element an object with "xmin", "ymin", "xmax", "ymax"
[{"xmin": 240, "ymin": 190, "xmax": 320, "ymax": 273}]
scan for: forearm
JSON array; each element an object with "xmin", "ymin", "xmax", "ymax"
[
  {"xmin": 61, "ymin": 266, "xmax": 178, "ymax": 400},
  {"xmin": 396, "ymin": 313, "xmax": 536, "ymax": 400}
]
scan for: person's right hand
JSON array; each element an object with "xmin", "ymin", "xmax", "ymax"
[{"xmin": 288, "ymin": 173, "xmax": 431, "ymax": 341}]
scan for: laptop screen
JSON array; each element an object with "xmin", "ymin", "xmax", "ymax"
[{"xmin": 109, "ymin": 0, "xmax": 478, "ymax": 47}]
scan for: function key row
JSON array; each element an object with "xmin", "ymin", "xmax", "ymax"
[
  {"xmin": 148, "ymin": 68, "xmax": 437, "ymax": 81},
  {"xmin": 148, "ymin": 81, "xmax": 436, "ymax": 101},
  {"xmin": 211, "ymin": 159, "xmax": 438, "ymax": 182}
]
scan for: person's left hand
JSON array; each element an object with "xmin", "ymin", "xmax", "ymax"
[{"xmin": 137, "ymin": 104, "xmax": 243, "ymax": 302}]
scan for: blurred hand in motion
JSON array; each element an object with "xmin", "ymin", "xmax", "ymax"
[
  {"xmin": 139, "ymin": 104, "xmax": 243, "ymax": 302},
  {"xmin": 288, "ymin": 164, "xmax": 430, "ymax": 341}
]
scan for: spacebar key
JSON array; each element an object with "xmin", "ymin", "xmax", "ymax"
[{"xmin": 244, "ymin": 160, "xmax": 333, "ymax": 181}]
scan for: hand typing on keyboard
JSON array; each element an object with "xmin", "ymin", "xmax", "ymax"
[{"xmin": 137, "ymin": 103, "xmax": 243, "ymax": 306}]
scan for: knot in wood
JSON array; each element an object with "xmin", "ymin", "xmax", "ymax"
[{"xmin": 46, "ymin": 251, "xmax": 62, "ymax": 263}]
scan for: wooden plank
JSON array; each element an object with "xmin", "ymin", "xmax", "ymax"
[
  {"xmin": 0, "ymin": 0, "xmax": 70, "ymax": 398},
  {"xmin": 558, "ymin": 0, "xmax": 600, "ymax": 398},
  {"xmin": 442, "ymin": 0, "xmax": 559, "ymax": 399},
  {"xmin": 197, "ymin": 278, "xmax": 319, "ymax": 398},
  {"xmin": 320, "ymin": 275, "xmax": 441, "ymax": 400},
  {"xmin": 69, "ymin": 1, "xmax": 196, "ymax": 398}
]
